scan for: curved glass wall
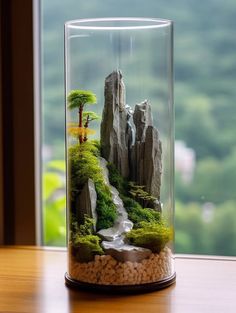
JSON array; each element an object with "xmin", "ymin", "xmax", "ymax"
[{"xmin": 65, "ymin": 17, "xmax": 175, "ymax": 292}]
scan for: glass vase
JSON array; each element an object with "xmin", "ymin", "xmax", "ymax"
[{"xmin": 64, "ymin": 17, "xmax": 175, "ymax": 292}]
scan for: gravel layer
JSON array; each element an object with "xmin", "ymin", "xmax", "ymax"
[{"xmin": 69, "ymin": 247, "xmax": 174, "ymax": 285}]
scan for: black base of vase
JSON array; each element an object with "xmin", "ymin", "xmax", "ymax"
[{"xmin": 65, "ymin": 272, "xmax": 176, "ymax": 294}]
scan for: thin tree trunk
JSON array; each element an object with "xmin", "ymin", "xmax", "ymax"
[
  {"xmin": 78, "ymin": 105, "xmax": 83, "ymax": 144},
  {"xmin": 83, "ymin": 115, "xmax": 90, "ymax": 142}
]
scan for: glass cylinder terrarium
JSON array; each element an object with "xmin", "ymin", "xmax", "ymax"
[{"xmin": 64, "ymin": 18, "xmax": 175, "ymax": 292}]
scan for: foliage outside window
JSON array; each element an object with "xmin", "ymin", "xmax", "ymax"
[{"xmin": 41, "ymin": 0, "xmax": 236, "ymax": 255}]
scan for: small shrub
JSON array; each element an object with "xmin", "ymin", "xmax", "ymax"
[
  {"xmin": 73, "ymin": 234, "xmax": 104, "ymax": 262},
  {"xmin": 125, "ymin": 222, "xmax": 172, "ymax": 253},
  {"xmin": 129, "ymin": 182, "xmax": 157, "ymax": 207},
  {"xmin": 79, "ymin": 215, "xmax": 95, "ymax": 236},
  {"xmin": 70, "ymin": 214, "xmax": 94, "ymax": 243},
  {"xmin": 121, "ymin": 195, "xmax": 161, "ymax": 227}
]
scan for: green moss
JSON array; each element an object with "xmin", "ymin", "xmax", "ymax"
[
  {"xmin": 107, "ymin": 162, "xmax": 161, "ymax": 228},
  {"xmin": 76, "ymin": 142, "xmax": 103, "ymax": 184},
  {"xmin": 91, "ymin": 139, "xmax": 101, "ymax": 154},
  {"xmin": 128, "ymin": 207, "xmax": 161, "ymax": 228},
  {"xmin": 95, "ymin": 182, "xmax": 117, "ymax": 230},
  {"xmin": 73, "ymin": 234, "xmax": 104, "ymax": 262},
  {"xmin": 107, "ymin": 162, "xmax": 128, "ymax": 194},
  {"xmin": 125, "ymin": 222, "xmax": 172, "ymax": 253},
  {"xmin": 68, "ymin": 141, "xmax": 102, "ymax": 200},
  {"xmin": 121, "ymin": 196, "xmax": 142, "ymax": 210},
  {"xmin": 70, "ymin": 216, "xmax": 104, "ymax": 262},
  {"xmin": 68, "ymin": 141, "xmax": 117, "ymax": 230},
  {"xmin": 121, "ymin": 195, "xmax": 161, "ymax": 227},
  {"xmin": 79, "ymin": 215, "xmax": 95, "ymax": 236}
]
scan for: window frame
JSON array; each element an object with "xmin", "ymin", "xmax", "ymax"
[{"xmin": 0, "ymin": 0, "xmax": 41, "ymax": 245}]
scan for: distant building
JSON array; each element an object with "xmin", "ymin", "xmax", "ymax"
[{"xmin": 175, "ymin": 140, "xmax": 196, "ymax": 183}]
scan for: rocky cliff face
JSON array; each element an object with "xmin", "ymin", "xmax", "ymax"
[
  {"xmin": 100, "ymin": 71, "xmax": 130, "ymax": 178},
  {"xmin": 76, "ymin": 178, "xmax": 97, "ymax": 229},
  {"xmin": 131, "ymin": 101, "xmax": 162, "ymax": 209},
  {"xmin": 100, "ymin": 71, "xmax": 162, "ymax": 210}
]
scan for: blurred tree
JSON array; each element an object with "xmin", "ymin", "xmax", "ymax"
[
  {"xmin": 209, "ymin": 202, "xmax": 236, "ymax": 256},
  {"xmin": 43, "ymin": 161, "xmax": 66, "ymax": 246}
]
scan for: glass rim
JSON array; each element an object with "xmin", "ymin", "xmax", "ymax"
[{"xmin": 65, "ymin": 17, "xmax": 173, "ymax": 30}]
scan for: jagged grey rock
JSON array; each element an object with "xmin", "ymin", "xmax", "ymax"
[
  {"xmin": 133, "ymin": 100, "xmax": 153, "ymax": 141},
  {"xmin": 102, "ymin": 238, "xmax": 152, "ymax": 262},
  {"xmin": 143, "ymin": 125, "xmax": 162, "ymax": 204},
  {"xmin": 98, "ymin": 157, "xmax": 133, "ymax": 241},
  {"xmin": 100, "ymin": 72, "xmax": 162, "ymax": 211},
  {"xmin": 130, "ymin": 101, "xmax": 162, "ymax": 210},
  {"xmin": 126, "ymin": 104, "xmax": 136, "ymax": 148},
  {"xmin": 100, "ymin": 70, "xmax": 130, "ymax": 178},
  {"xmin": 77, "ymin": 178, "xmax": 97, "ymax": 229}
]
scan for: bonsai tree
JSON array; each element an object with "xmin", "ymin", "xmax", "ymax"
[
  {"xmin": 67, "ymin": 90, "xmax": 97, "ymax": 144},
  {"xmin": 82, "ymin": 111, "xmax": 100, "ymax": 141}
]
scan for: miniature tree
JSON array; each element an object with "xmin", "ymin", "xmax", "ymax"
[
  {"xmin": 82, "ymin": 111, "xmax": 100, "ymax": 141},
  {"xmin": 67, "ymin": 90, "xmax": 97, "ymax": 144}
]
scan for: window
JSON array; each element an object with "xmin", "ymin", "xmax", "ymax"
[{"xmin": 41, "ymin": 0, "xmax": 236, "ymax": 255}]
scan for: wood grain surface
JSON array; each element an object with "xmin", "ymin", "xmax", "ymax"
[{"xmin": 0, "ymin": 247, "xmax": 235, "ymax": 313}]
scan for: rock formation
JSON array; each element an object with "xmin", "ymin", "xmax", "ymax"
[
  {"xmin": 76, "ymin": 178, "xmax": 97, "ymax": 229},
  {"xmin": 100, "ymin": 71, "xmax": 162, "ymax": 210},
  {"xmin": 130, "ymin": 101, "xmax": 162, "ymax": 209},
  {"xmin": 101, "ymin": 238, "xmax": 152, "ymax": 262},
  {"xmin": 100, "ymin": 71, "xmax": 130, "ymax": 178}
]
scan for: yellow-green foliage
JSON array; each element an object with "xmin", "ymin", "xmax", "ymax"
[
  {"xmin": 71, "ymin": 216, "xmax": 104, "ymax": 262},
  {"xmin": 73, "ymin": 234, "xmax": 104, "ymax": 262},
  {"xmin": 82, "ymin": 111, "xmax": 100, "ymax": 124},
  {"xmin": 68, "ymin": 140, "xmax": 102, "ymax": 199},
  {"xmin": 79, "ymin": 215, "xmax": 94, "ymax": 236},
  {"xmin": 68, "ymin": 140, "xmax": 117, "ymax": 230},
  {"xmin": 125, "ymin": 222, "xmax": 172, "ymax": 253}
]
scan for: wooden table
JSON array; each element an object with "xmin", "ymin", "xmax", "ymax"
[{"xmin": 0, "ymin": 247, "xmax": 235, "ymax": 313}]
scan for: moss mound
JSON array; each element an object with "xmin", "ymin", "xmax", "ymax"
[
  {"xmin": 71, "ymin": 216, "xmax": 104, "ymax": 262},
  {"xmin": 68, "ymin": 140, "xmax": 102, "ymax": 200},
  {"xmin": 73, "ymin": 234, "xmax": 104, "ymax": 262},
  {"xmin": 68, "ymin": 141, "xmax": 117, "ymax": 230},
  {"xmin": 125, "ymin": 222, "xmax": 172, "ymax": 253},
  {"xmin": 127, "ymin": 206, "xmax": 161, "ymax": 228}
]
